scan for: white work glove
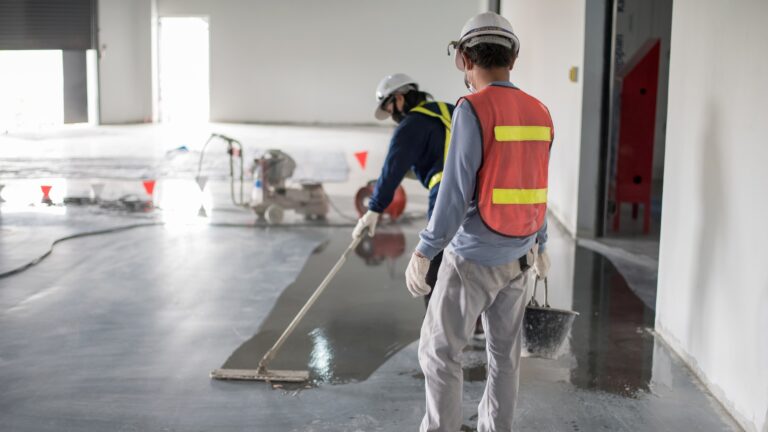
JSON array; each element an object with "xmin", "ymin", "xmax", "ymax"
[
  {"xmin": 533, "ymin": 250, "xmax": 551, "ymax": 280},
  {"xmin": 405, "ymin": 252, "xmax": 431, "ymax": 297},
  {"xmin": 352, "ymin": 210, "xmax": 381, "ymax": 239}
]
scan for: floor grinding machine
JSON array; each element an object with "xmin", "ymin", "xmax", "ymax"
[
  {"xmin": 250, "ymin": 149, "xmax": 328, "ymax": 224},
  {"xmin": 199, "ymin": 134, "xmax": 329, "ymax": 224}
]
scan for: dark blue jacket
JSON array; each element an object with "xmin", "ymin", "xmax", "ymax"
[{"xmin": 368, "ymin": 101, "xmax": 455, "ymax": 219}]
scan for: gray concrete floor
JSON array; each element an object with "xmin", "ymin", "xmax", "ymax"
[{"xmin": 0, "ymin": 124, "xmax": 741, "ymax": 431}]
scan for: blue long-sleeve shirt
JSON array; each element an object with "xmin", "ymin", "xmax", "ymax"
[
  {"xmin": 368, "ymin": 102, "xmax": 455, "ymax": 218},
  {"xmin": 416, "ymin": 82, "xmax": 548, "ymax": 267}
]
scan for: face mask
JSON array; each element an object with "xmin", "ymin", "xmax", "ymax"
[
  {"xmin": 391, "ymin": 107, "xmax": 405, "ymax": 124},
  {"xmin": 391, "ymin": 95, "xmax": 409, "ymax": 124}
]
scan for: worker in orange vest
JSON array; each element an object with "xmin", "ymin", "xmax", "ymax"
[{"xmin": 404, "ymin": 12, "xmax": 552, "ymax": 432}]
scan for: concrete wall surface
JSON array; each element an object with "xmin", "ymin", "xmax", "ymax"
[
  {"xmin": 98, "ymin": 0, "xmax": 153, "ymax": 124},
  {"xmin": 655, "ymin": 0, "xmax": 768, "ymax": 430},
  {"xmin": 155, "ymin": 0, "xmax": 482, "ymax": 124},
  {"xmin": 501, "ymin": 0, "xmax": 586, "ymax": 235}
]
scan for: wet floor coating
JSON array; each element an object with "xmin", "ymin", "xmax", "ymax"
[
  {"xmin": 0, "ymin": 124, "xmax": 743, "ymax": 430},
  {"xmin": 214, "ymin": 225, "xmax": 658, "ymax": 399},
  {"xmin": 219, "ymin": 226, "xmax": 423, "ymax": 384},
  {"xmin": 400, "ymin": 246, "xmax": 656, "ymax": 398},
  {"xmin": 0, "ymin": 212, "xmax": 741, "ymax": 430},
  {"xmin": 568, "ymin": 246, "xmax": 656, "ymax": 397}
]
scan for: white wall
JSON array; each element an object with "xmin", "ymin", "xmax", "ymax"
[
  {"xmin": 500, "ymin": 0, "xmax": 585, "ymax": 235},
  {"xmin": 155, "ymin": 0, "xmax": 482, "ymax": 124},
  {"xmin": 655, "ymin": 0, "xmax": 768, "ymax": 430},
  {"xmin": 98, "ymin": 0, "xmax": 153, "ymax": 124}
]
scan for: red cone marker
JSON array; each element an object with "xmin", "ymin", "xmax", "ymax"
[
  {"xmin": 354, "ymin": 151, "xmax": 368, "ymax": 170},
  {"xmin": 142, "ymin": 180, "xmax": 156, "ymax": 196},
  {"xmin": 41, "ymin": 185, "xmax": 53, "ymax": 203}
]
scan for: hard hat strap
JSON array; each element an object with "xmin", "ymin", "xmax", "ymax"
[{"xmin": 464, "ymin": 34, "xmax": 513, "ymax": 49}]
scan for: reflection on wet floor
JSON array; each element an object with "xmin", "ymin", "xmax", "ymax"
[
  {"xmin": 219, "ymin": 223, "xmax": 656, "ymax": 400},
  {"xmin": 569, "ymin": 246, "xmax": 655, "ymax": 397},
  {"xmin": 410, "ymin": 246, "xmax": 656, "ymax": 400},
  {"xmin": 219, "ymin": 226, "xmax": 424, "ymax": 384},
  {"xmin": 0, "ymin": 214, "xmax": 740, "ymax": 430}
]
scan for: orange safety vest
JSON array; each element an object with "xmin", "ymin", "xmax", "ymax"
[{"xmin": 461, "ymin": 85, "xmax": 553, "ymax": 237}]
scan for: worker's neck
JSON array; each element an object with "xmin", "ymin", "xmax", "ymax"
[{"xmin": 473, "ymin": 67, "xmax": 510, "ymax": 91}]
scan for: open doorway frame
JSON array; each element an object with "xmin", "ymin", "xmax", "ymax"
[
  {"xmin": 578, "ymin": 0, "xmax": 672, "ymax": 243},
  {"xmin": 156, "ymin": 16, "xmax": 210, "ymax": 124}
]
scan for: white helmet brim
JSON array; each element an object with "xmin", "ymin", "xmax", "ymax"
[{"xmin": 374, "ymin": 104, "xmax": 391, "ymax": 121}]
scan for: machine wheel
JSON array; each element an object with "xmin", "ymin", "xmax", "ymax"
[{"xmin": 265, "ymin": 204, "xmax": 284, "ymax": 225}]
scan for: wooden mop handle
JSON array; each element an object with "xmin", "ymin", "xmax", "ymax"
[{"xmin": 257, "ymin": 235, "xmax": 363, "ymax": 372}]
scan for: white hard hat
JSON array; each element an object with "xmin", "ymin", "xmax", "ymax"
[
  {"xmin": 449, "ymin": 12, "xmax": 520, "ymax": 71},
  {"xmin": 374, "ymin": 73, "xmax": 418, "ymax": 120}
]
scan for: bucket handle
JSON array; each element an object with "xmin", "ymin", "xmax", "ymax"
[{"xmin": 528, "ymin": 277, "xmax": 550, "ymax": 308}]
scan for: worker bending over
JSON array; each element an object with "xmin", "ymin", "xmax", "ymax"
[
  {"xmin": 405, "ymin": 12, "xmax": 552, "ymax": 432},
  {"xmin": 353, "ymin": 74, "xmax": 454, "ymax": 304}
]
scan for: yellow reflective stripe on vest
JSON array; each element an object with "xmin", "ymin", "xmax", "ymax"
[
  {"xmin": 492, "ymin": 188, "xmax": 548, "ymax": 204},
  {"xmin": 437, "ymin": 102, "xmax": 451, "ymax": 126},
  {"xmin": 494, "ymin": 126, "xmax": 551, "ymax": 142},
  {"xmin": 410, "ymin": 102, "xmax": 452, "ymax": 131},
  {"xmin": 428, "ymin": 172, "xmax": 443, "ymax": 190},
  {"xmin": 409, "ymin": 102, "xmax": 453, "ymax": 190}
]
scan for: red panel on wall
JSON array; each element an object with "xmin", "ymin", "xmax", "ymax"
[{"xmin": 613, "ymin": 39, "xmax": 660, "ymax": 234}]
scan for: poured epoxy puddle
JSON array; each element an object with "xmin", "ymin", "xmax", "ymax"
[
  {"xmin": 220, "ymin": 237, "xmax": 658, "ymax": 398},
  {"xmin": 218, "ymin": 226, "xmax": 425, "ymax": 385},
  {"xmin": 567, "ymin": 246, "xmax": 655, "ymax": 398},
  {"xmin": 407, "ymin": 247, "xmax": 656, "ymax": 400}
]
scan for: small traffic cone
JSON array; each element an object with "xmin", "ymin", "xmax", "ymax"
[
  {"xmin": 354, "ymin": 151, "xmax": 368, "ymax": 170},
  {"xmin": 142, "ymin": 180, "xmax": 156, "ymax": 196},
  {"xmin": 41, "ymin": 185, "xmax": 53, "ymax": 204}
]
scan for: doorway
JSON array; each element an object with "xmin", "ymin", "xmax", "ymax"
[
  {"xmin": 579, "ymin": 0, "xmax": 673, "ymax": 249},
  {"xmin": 0, "ymin": 50, "xmax": 64, "ymax": 132},
  {"xmin": 577, "ymin": 0, "xmax": 674, "ymax": 309},
  {"xmin": 602, "ymin": 0, "xmax": 673, "ymax": 247},
  {"xmin": 158, "ymin": 17, "xmax": 210, "ymax": 124}
]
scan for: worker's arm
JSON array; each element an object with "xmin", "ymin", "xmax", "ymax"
[
  {"xmin": 415, "ymin": 102, "xmax": 481, "ymax": 259},
  {"xmin": 537, "ymin": 114, "xmax": 553, "ymax": 253},
  {"xmin": 368, "ymin": 117, "xmax": 427, "ymax": 213}
]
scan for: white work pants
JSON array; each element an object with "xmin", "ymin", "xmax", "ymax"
[{"xmin": 418, "ymin": 250, "xmax": 530, "ymax": 432}]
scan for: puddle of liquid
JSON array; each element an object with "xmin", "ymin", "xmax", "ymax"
[
  {"xmin": 407, "ymin": 247, "xmax": 656, "ymax": 399},
  {"xmin": 219, "ymin": 230, "xmax": 656, "ymax": 397},
  {"xmin": 219, "ymin": 227, "xmax": 423, "ymax": 384},
  {"xmin": 567, "ymin": 246, "xmax": 655, "ymax": 398}
]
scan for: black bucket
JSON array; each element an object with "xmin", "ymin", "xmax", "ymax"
[{"xmin": 523, "ymin": 278, "xmax": 579, "ymax": 358}]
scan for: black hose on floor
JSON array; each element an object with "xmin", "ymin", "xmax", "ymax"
[
  {"xmin": 0, "ymin": 222, "xmax": 163, "ymax": 280},
  {"xmin": 0, "ymin": 220, "xmax": 362, "ymax": 280},
  {"xmin": 0, "ymin": 204, "xmax": 434, "ymax": 281}
]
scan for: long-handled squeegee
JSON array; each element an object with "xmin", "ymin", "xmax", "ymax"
[{"xmin": 210, "ymin": 235, "xmax": 363, "ymax": 382}]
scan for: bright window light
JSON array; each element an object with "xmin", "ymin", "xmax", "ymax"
[
  {"xmin": 0, "ymin": 50, "xmax": 64, "ymax": 132},
  {"xmin": 158, "ymin": 17, "xmax": 210, "ymax": 124}
]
